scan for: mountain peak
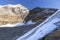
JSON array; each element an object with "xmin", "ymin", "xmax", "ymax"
[{"xmin": 0, "ymin": 4, "xmax": 29, "ymax": 25}]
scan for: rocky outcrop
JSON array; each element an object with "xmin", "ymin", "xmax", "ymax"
[
  {"xmin": 45, "ymin": 28, "xmax": 60, "ymax": 40},
  {"xmin": 24, "ymin": 7, "xmax": 57, "ymax": 23},
  {"xmin": 0, "ymin": 4, "xmax": 29, "ymax": 25}
]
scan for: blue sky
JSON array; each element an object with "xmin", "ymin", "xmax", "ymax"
[{"xmin": 0, "ymin": 0, "xmax": 60, "ymax": 9}]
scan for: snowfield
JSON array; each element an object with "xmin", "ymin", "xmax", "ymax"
[{"xmin": 17, "ymin": 18, "xmax": 60, "ymax": 40}]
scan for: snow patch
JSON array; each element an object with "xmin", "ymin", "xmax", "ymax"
[
  {"xmin": 0, "ymin": 20, "xmax": 35, "ymax": 27},
  {"xmin": 26, "ymin": 20, "xmax": 35, "ymax": 24}
]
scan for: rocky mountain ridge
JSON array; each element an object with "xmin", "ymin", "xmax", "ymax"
[{"xmin": 0, "ymin": 4, "xmax": 29, "ymax": 25}]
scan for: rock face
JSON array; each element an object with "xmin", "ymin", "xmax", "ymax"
[
  {"xmin": 0, "ymin": 4, "xmax": 29, "ymax": 25},
  {"xmin": 0, "ymin": 5, "xmax": 57, "ymax": 26},
  {"xmin": 25, "ymin": 7, "xmax": 57, "ymax": 23}
]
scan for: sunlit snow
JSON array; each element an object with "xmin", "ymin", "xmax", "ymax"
[{"xmin": 17, "ymin": 18, "xmax": 60, "ymax": 40}]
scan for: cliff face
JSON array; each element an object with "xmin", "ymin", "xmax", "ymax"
[
  {"xmin": 25, "ymin": 7, "xmax": 57, "ymax": 23},
  {"xmin": 0, "ymin": 4, "xmax": 29, "ymax": 25}
]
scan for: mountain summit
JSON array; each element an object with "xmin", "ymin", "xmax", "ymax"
[{"xmin": 0, "ymin": 4, "xmax": 29, "ymax": 25}]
